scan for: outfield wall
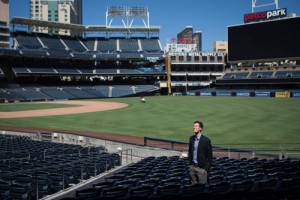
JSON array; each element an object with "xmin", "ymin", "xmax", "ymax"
[{"xmin": 181, "ymin": 90, "xmax": 300, "ymax": 98}]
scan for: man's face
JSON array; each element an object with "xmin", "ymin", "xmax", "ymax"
[{"xmin": 193, "ymin": 123, "xmax": 201, "ymax": 134}]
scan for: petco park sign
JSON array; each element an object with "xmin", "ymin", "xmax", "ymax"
[{"xmin": 244, "ymin": 8, "xmax": 287, "ymax": 23}]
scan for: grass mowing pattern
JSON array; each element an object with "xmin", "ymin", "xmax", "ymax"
[{"xmin": 0, "ymin": 96, "xmax": 299, "ymax": 147}]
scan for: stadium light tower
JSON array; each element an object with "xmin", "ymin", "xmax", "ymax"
[
  {"xmin": 106, "ymin": 6, "xmax": 149, "ymax": 28},
  {"xmin": 252, "ymin": 0, "xmax": 279, "ymax": 13}
]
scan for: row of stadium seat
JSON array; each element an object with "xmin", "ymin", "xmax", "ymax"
[
  {"xmin": 64, "ymin": 156, "xmax": 300, "ymax": 200},
  {"xmin": 221, "ymin": 71, "xmax": 300, "ymax": 79},
  {"xmin": 0, "ymin": 134, "xmax": 121, "ymax": 199},
  {"xmin": 0, "ymin": 85, "xmax": 159, "ymax": 101},
  {"xmin": 13, "ymin": 31, "xmax": 162, "ymax": 53},
  {"xmin": 11, "ymin": 66, "xmax": 164, "ymax": 75}
]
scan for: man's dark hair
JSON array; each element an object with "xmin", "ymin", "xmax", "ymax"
[{"xmin": 194, "ymin": 120, "xmax": 204, "ymax": 129}]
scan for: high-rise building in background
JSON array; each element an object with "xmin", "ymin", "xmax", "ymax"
[
  {"xmin": 193, "ymin": 31, "xmax": 202, "ymax": 52},
  {"xmin": 0, "ymin": 0, "xmax": 10, "ymax": 48},
  {"xmin": 177, "ymin": 26, "xmax": 202, "ymax": 52},
  {"xmin": 177, "ymin": 26, "xmax": 193, "ymax": 44},
  {"xmin": 29, "ymin": 0, "xmax": 82, "ymax": 35},
  {"xmin": 213, "ymin": 41, "xmax": 228, "ymax": 53}
]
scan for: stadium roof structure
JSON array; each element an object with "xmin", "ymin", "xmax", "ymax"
[{"xmin": 10, "ymin": 17, "xmax": 160, "ymax": 37}]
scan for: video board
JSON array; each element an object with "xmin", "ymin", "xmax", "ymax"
[{"xmin": 228, "ymin": 17, "xmax": 300, "ymax": 62}]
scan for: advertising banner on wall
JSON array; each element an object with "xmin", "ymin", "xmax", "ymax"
[
  {"xmin": 275, "ymin": 91, "xmax": 290, "ymax": 98},
  {"xmin": 292, "ymin": 92, "xmax": 300, "ymax": 98},
  {"xmin": 216, "ymin": 92, "xmax": 231, "ymax": 96},
  {"xmin": 166, "ymin": 44, "xmax": 197, "ymax": 53},
  {"xmin": 236, "ymin": 92, "xmax": 251, "ymax": 97},
  {"xmin": 200, "ymin": 92, "xmax": 212, "ymax": 96},
  {"xmin": 255, "ymin": 92, "xmax": 270, "ymax": 97}
]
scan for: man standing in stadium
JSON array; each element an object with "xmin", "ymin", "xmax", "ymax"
[{"xmin": 188, "ymin": 120, "xmax": 213, "ymax": 184}]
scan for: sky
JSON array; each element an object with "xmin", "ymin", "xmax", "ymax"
[{"xmin": 9, "ymin": 0, "xmax": 300, "ymax": 51}]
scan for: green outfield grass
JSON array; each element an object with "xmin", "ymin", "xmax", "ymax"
[{"xmin": 0, "ymin": 96, "xmax": 299, "ymax": 148}]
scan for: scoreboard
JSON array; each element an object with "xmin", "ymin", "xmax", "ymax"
[{"xmin": 228, "ymin": 16, "xmax": 300, "ymax": 62}]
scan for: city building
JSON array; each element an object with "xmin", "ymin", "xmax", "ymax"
[
  {"xmin": 0, "ymin": 0, "xmax": 10, "ymax": 48},
  {"xmin": 213, "ymin": 41, "xmax": 228, "ymax": 53},
  {"xmin": 177, "ymin": 26, "xmax": 202, "ymax": 52},
  {"xmin": 177, "ymin": 26, "xmax": 193, "ymax": 44},
  {"xmin": 29, "ymin": 0, "xmax": 82, "ymax": 35},
  {"xmin": 193, "ymin": 31, "xmax": 202, "ymax": 52}
]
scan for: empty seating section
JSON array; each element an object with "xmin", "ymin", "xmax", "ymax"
[
  {"xmin": 60, "ymin": 36, "xmax": 87, "ymax": 52},
  {"xmin": 95, "ymin": 86, "xmax": 110, "ymax": 97},
  {"xmin": 140, "ymin": 39, "xmax": 161, "ymax": 51},
  {"xmin": 36, "ymin": 34, "xmax": 74, "ymax": 58},
  {"xmin": 11, "ymin": 32, "xmax": 164, "ymax": 61},
  {"xmin": 0, "ymin": 85, "xmax": 158, "ymax": 101},
  {"xmin": 69, "ymin": 156, "xmax": 300, "ymax": 199},
  {"xmin": 135, "ymin": 85, "xmax": 159, "ymax": 93},
  {"xmin": 275, "ymin": 70, "xmax": 300, "ymax": 78},
  {"xmin": 13, "ymin": 63, "xmax": 57, "ymax": 74},
  {"xmin": 0, "ymin": 90, "xmax": 18, "ymax": 101},
  {"xmin": 95, "ymin": 68, "xmax": 117, "ymax": 74},
  {"xmin": 1, "ymin": 32, "xmax": 166, "ymax": 98},
  {"xmin": 9, "ymin": 88, "xmax": 50, "ymax": 101},
  {"xmin": 119, "ymin": 52, "xmax": 141, "ymax": 59},
  {"xmin": 96, "ymin": 52, "xmax": 117, "ymax": 59},
  {"xmin": 62, "ymin": 87, "xmax": 98, "ymax": 98},
  {"xmin": 83, "ymin": 38, "xmax": 96, "ymax": 51},
  {"xmin": 13, "ymin": 32, "xmax": 163, "ymax": 53},
  {"xmin": 97, "ymin": 39, "xmax": 117, "ymax": 52},
  {"xmin": 291, "ymin": 71, "xmax": 300, "ymax": 77},
  {"xmin": 120, "ymin": 69, "xmax": 142, "ymax": 74},
  {"xmin": 80, "ymin": 86, "xmax": 106, "ymax": 98},
  {"xmin": 0, "ymin": 134, "xmax": 119, "ymax": 199},
  {"xmin": 119, "ymin": 39, "xmax": 139, "ymax": 51},
  {"xmin": 72, "ymin": 52, "xmax": 94, "ymax": 60},
  {"xmin": 12, "ymin": 66, "xmax": 30, "ymax": 74},
  {"xmin": 249, "ymin": 71, "xmax": 273, "ymax": 78},
  {"xmin": 38, "ymin": 33, "xmax": 66, "ymax": 50},
  {"xmin": 47, "ymin": 49, "xmax": 72, "ymax": 59},
  {"xmin": 39, "ymin": 87, "xmax": 77, "ymax": 99},
  {"xmin": 111, "ymin": 86, "xmax": 133, "ymax": 97},
  {"xmin": 21, "ymin": 49, "xmax": 48, "ymax": 57},
  {"xmin": 143, "ymin": 52, "xmax": 164, "ymax": 58},
  {"xmin": 222, "ymin": 70, "xmax": 300, "ymax": 80},
  {"xmin": 54, "ymin": 67, "xmax": 80, "ymax": 74},
  {"xmin": 76, "ymin": 67, "xmax": 94, "ymax": 74},
  {"xmin": 222, "ymin": 72, "xmax": 249, "ymax": 79},
  {"xmin": 14, "ymin": 32, "xmax": 43, "ymax": 49},
  {"xmin": 0, "ymin": 48, "xmax": 20, "ymax": 56},
  {"xmin": 28, "ymin": 66, "xmax": 56, "ymax": 74},
  {"xmin": 0, "ymin": 135, "xmax": 299, "ymax": 199}
]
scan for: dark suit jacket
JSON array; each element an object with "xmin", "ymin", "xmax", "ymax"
[{"xmin": 188, "ymin": 134, "xmax": 213, "ymax": 172}]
